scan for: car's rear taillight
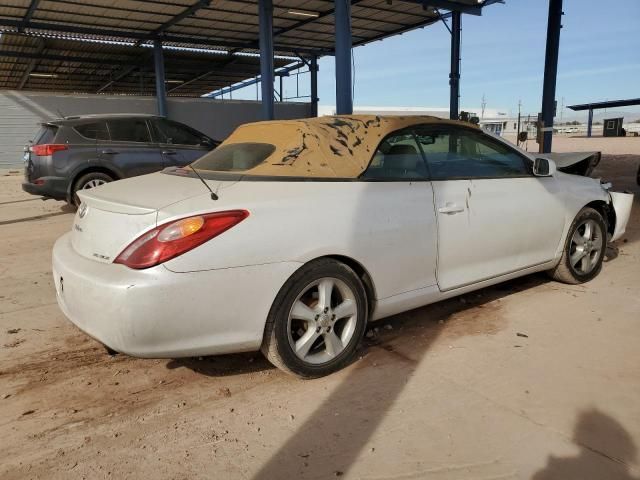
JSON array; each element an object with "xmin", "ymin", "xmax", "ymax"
[
  {"xmin": 114, "ymin": 210, "xmax": 249, "ymax": 269},
  {"xmin": 31, "ymin": 144, "xmax": 68, "ymax": 156}
]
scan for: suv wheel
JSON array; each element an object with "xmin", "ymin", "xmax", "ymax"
[{"xmin": 72, "ymin": 172, "xmax": 113, "ymax": 206}]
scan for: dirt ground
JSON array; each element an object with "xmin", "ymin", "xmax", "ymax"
[{"xmin": 1, "ymin": 137, "xmax": 639, "ymax": 480}]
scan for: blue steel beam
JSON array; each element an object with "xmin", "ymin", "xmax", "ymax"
[
  {"xmin": 449, "ymin": 10, "xmax": 461, "ymax": 120},
  {"xmin": 18, "ymin": 0, "xmax": 41, "ymax": 32},
  {"xmin": 310, "ymin": 56, "xmax": 318, "ymax": 117},
  {"xmin": 399, "ymin": 0, "xmax": 482, "ymax": 16},
  {"xmin": 153, "ymin": 40, "xmax": 168, "ymax": 117},
  {"xmin": 334, "ymin": 0, "xmax": 352, "ymax": 115},
  {"xmin": 352, "ymin": 0, "xmax": 504, "ymax": 48},
  {"xmin": 207, "ymin": 62, "xmax": 305, "ymax": 99},
  {"xmin": 587, "ymin": 108, "xmax": 593, "ymax": 138},
  {"xmin": 153, "ymin": 0, "xmax": 211, "ymax": 35},
  {"xmin": 540, "ymin": 0, "xmax": 563, "ymax": 153},
  {"xmin": 258, "ymin": 0, "xmax": 275, "ymax": 120}
]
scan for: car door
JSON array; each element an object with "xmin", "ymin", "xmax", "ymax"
[
  {"xmin": 101, "ymin": 118, "xmax": 164, "ymax": 177},
  {"xmin": 360, "ymin": 129, "xmax": 439, "ymax": 296},
  {"xmin": 151, "ymin": 118, "xmax": 214, "ymax": 167},
  {"xmin": 414, "ymin": 125, "xmax": 565, "ymax": 291}
]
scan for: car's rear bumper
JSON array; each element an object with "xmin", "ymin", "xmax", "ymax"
[
  {"xmin": 22, "ymin": 176, "xmax": 68, "ymax": 200},
  {"xmin": 52, "ymin": 232, "xmax": 300, "ymax": 358}
]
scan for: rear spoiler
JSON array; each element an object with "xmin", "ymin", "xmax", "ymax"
[{"xmin": 538, "ymin": 151, "xmax": 601, "ymax": 177}]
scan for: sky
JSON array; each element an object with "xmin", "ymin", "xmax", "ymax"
[{"xmin": 232, "ymin": 0, "xmax": 640, "ymax": 121}]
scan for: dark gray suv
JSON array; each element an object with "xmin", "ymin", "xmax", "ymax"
[{"xmin": 22, "ymin": 114, "xmax": 218, "ymax": 205}]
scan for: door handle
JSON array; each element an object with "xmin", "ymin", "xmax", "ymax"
[
  {"xmin": 438, "ymin": 203, "xmax": 465, "ymax": 214},
  {"xmin": 162, "ymin": 150, "xmax": 177, "ymax": 155},
  {"xmin": 101, "ymin": 149, "xmax": 117, "ymax": 155}
]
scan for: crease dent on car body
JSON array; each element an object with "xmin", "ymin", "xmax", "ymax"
[{"xmin": 52, "ymin": 115, "xmax": 634, "ymax": 378}]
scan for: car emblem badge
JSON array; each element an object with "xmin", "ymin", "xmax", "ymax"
[{"xmin": 78, "ymin": 203, "xmax": 88, "ymax": 218}]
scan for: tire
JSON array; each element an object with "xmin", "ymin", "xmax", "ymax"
[
  {"xmin": 261, "ymin": 258, "xmax": 368, "ymax": 378},
  {"xmin": 548, "ymin": 207, "xmax": 607, "ymax": 284},
  {"xmin": 71, "ymin": 172, "xmax": 113, "ymax": 206}
]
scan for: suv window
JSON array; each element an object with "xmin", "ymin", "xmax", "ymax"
[
  {"xmin": 33, "ymin": 125, "xmax": 58, "ymax": 144},
  {"xmin": 74, "ymin": 122, "xmax": 109, "ymax": 140},
  {"xmin": 362, "ymin": 130, "xmax": 427, "ymax": 180},
  {"xmin": 414, "ymin": 126, "xmax": 530, "ymax": 180},
  {"xmin": 153, "ymin": 119, "xmax": 203, "ymax": 146},
  {"xmin": 107, "ymin": 119, "xmax": 151, "ymax": 143}
]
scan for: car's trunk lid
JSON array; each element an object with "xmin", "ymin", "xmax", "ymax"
[{"xmin": 71, "ymin": 172, "xmax": 226, "ymax": 263}]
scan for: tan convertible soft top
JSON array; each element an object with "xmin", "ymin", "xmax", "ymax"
[{"xmin": 218, "ymin": 115, "xmax": 475, "ymax": 178}]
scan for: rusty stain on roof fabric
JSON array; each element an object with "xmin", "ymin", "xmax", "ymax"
[{"xmin": 216, "ymin": 115, "xmax": 475, "ymax": 178}]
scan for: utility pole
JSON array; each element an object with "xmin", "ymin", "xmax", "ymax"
[
  {"xmin": 559, "ymin": 96, "xmax": 564, "ymax": 125},
  {"xmin": 516, "ymin": 99, "xmax": 522, "ymax": 146},
  {"xmin": 481, "ymin": 93, "xmax": 487, "ymax": 120}
]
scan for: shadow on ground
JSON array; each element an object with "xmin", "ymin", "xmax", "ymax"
[
  {"xmin": 166, "ymin": 351, "xmax": 274, "ymax": 377},
  {"xmin": 532, "ymin": 409, "xmax": 639, "ymax": 480},
  {"xmin": 248, "ymin": 273, "xmax": 549, "ymax": 479}
]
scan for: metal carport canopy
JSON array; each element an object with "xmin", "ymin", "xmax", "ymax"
[
  {"xmin": 0, "ymin": 0, "xmax": 503, "ymax": 119},
  {"xmin": 567, "ymin": 98, "xmax": 640, "ymax": 138},
  {"xmin": 0, "ymin": 32, "xmax": 294, "ymax": 96}
]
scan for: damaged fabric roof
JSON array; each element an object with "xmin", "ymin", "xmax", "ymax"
[{"xmin": 202, "ymin": 115, "xmax": 474, "ymax": 178}]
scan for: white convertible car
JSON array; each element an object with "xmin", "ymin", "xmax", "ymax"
[{"xmin": 53, "ymin": 116, "xmax": 633, "ymax": 377}]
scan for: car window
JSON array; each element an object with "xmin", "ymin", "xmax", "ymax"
[
  {"xmin": 361, "ymin": 130, "xmax": 428, "ymax": 180},
  {"xmin": 32, "ymin": 125, "xmax": 58, "ymax": 144},
  {"xmin": 107, "ymin": 119, "xmax": 151, "ymax": 143},
  {"xmin": 414, "ymin": 126, "xmax": 530, "ymax": 180},
  {"xmin": 192, "ymin": 143, "xmax": 276, "ymax": 171},
  {"xmin": 153, "ymin": 119, "xmax": 204, "ymax": 146},
  {"xmin": 74, "ymin": 122, "xmax": 109, "ymax": 140}
]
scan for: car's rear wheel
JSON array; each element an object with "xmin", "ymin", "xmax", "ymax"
[
  {"xmin": 261, "ymin": 258, "xmax": 368, "ymax": 378},
  {"xmin": 72, "ymin": 172, "xmax": 113, "ymax": 206},
  {"xmin": 548, "ymin": 207, "xmax": 607, "ymax": 284}
]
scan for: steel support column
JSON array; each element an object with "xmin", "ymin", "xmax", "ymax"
[
  {"xmin": 449, "ymin": 11, "xmax": 461, "ymax": 120},
  {"xmin": 153, "ymin": 40, "xmax": 167, "ymax": 117},
  {"xmin": 310, "ymin": 56, "xmax": 319, "ymax": 117},
  {"xmin": 258, "ymin": 0, "xmax": 275, "ymax": 120},
  {"xmin": 587, "ymin": 108, "xmax": 594, "ymax": 137},
  {"xmin": 335, "ymin": 0, "xmax": 353, "ymax": 115},
  {"xmin": 541, "ymin": 0, "xmax": 563, "ymax": 152}
]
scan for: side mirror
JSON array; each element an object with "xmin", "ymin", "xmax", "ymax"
[
  {"xmin": 518, "ymin": 131, "xmax": 528, "ymax": 142},
  {"xmin": 533, "ymin": 157, "xmax": 556, "ymax": 177}
]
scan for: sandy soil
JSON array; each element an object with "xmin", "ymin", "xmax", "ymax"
[{"xmin": 1, "ymin": 146, "xmax": 639, "ymax": 479}]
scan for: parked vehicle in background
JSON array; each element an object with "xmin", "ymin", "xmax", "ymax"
[{"xmin": 22, "ymin": 114, "xmax": 218, "ymax": 206}]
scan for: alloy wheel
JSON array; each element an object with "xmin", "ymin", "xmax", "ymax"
[
  {"xmin": 570, "ymin": 219, "xmax": 603, "ymax": 275},
  {"xmin": 286, "ymin": 277, "xmax": 358, "ymax": 365},
  {"xmin": 82, "ymin": 179, "xmax": 107, "ymax": 189}
]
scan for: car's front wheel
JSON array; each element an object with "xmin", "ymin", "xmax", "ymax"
[
  {"xmin": 261, "ymin": 258, "xmax": 368, "ymax": 378},
  {"xmin": 71, "ymin": 172, "xmax": 114, "ymax": 206},
  {"xmin": 548, "ymin": 207, "xmax": 607, "ymax": 284}
]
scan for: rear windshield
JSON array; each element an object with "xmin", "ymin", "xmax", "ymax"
[
  {"xmin": 33, "ymin": 125, "xmax": 58, "ymax": 145},
  {"xmin": 192, "ymin": 143, "xmax": 275, "ymax": 172}
]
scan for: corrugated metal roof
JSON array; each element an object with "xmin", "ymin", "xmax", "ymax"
[
  {"xmin": 0, "ymin": 0, "xmax": 494, "ymax": 54},
  {"xmin": 0, "ymin": 0, "xmax": 499, "ymax": 96},
  {"xmin": 0, "ymin": 33, "xmax": 292, "ymax": 96}
]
